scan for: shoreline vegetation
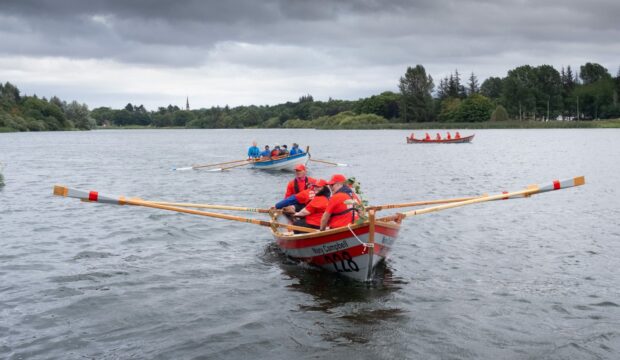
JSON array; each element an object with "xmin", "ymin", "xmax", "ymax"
[
  {"xmin": 2, "ymin": 62, "xmax": 620, "ymax": 133},
  {"xmin": 88, "ymin": 119, "xmax": 620, "ymax": 130}
]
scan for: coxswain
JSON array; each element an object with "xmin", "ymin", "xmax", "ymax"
[
  {"xmin": 289, "ymin": 143, "xmax": 302, "ymax": 155},
  {"xmin": 425, "ymin": 133, "xmax": 431, "ymax": 141},
  {"xmin": 436, "ymin": 133, "xmax": 441, "ymax": 140},
  {"xmin": 320, "ymin": 174, "xmax": 360, "ymax": 231},
  {"xmin": 446, "ymin": 132, "xmax": 452, "ymax": 140},
  {"xmin": 259, "ymin": 145, "xmax": 271, "ymax": 159},
  {"xmin": 292, "ymin": 179, "xmax": 330, "ymax": 232},
  {"xmin": 284, "ymin": 164, "xmax": 316, "ymax": 199},
  {"xmin": 455, "ymin": 131, "xmax": 461, "ymax": 139},
  {"xmin": 247, "ymin": 141, "xmax": 260, "ymax": 159}
]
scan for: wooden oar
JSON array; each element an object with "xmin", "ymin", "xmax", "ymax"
[
  {"xmin": 53, "ymin": 185, "xmax": 318, "ymax": 233},
  {"xmin": 207, "ymin": 160, "xmax": 255, "ymax": 172},
  {"xmin": 309, "ymin": 158, "xmax": 349, "ymax": 167},
  {"xmin": 399, "ymin": 176, "xmax": 585, "ymax": 219},
  {"xmin": 149, "ymin": 201, "xmax": 272, "ymax": 213},
  {"xmin": 173, "ymin": 158, "xmax": 249, "ymax": 171},
  {"xmin": 367, "ymin": 196, "xmax": 483, "ymax": 211}
]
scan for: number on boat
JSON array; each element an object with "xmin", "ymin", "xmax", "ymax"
[{"xmin": 323, "ymin": 251, "xmax": 359, "ymax": 272}]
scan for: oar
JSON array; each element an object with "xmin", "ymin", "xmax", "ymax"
[
  {"xmin": 149, "ymin": 201, "xmax": 272, "ymax": 213},
  {"xmin": 172, "ymin": 158, "xmax": 249, "ymax": 171},
  {"xmin": 309, "ymin": 158, "xmax": 349, "ymax": 167},
  {"xmin": 53, "ymin": 185, "xmax": 318, "ymax": 233},
  {"xmin": 367, "ymin": 196, "xmax": 484, "ymax": 211},
  {"xmin": 399, "ymin": 176, "xmax": 585, "ymax": 219},
  {"xmin": 207, "ymin": 160, "xmax": 255, "ymax": 172}
]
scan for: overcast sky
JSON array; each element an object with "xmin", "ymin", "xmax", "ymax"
[{"xmin": 1, "ymin": 0, "xmax": 619, "ymax": 110}]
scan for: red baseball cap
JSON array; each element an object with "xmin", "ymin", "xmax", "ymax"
[
  {"xmin": 294, "ymin": 164, "xmax": 306, "ymax": 171},
  {"xmin": 327, "ymin": 174, "xmax": 347, "ymax": 185},
  {"xmin": 314, "ymin": 179, "xmax": 328, "ymax": 187}
]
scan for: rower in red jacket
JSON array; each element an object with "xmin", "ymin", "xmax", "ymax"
[
  {"xmin": 284, "ymin": 164, "xmax": 316, "ymax": 198},
  {"xmin": 436, "ymin": 133, "xmax": 441, "ymax": 140},
  {"xmin": 455, "ymin": 131, "xmax": 461, "ymax": 139},
  {"xmin": 446, "ymin": 132, "xmax": 452, "ymax": 140},
  {"xmin": 425, "ymin": 133, "xmax": 431, "ymax": 140}
]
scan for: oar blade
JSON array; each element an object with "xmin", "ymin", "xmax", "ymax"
[
  {"xmin": 207, "ymin": 167, "xmax": 223, "ymax": 172},
  {"xmin": 172, "ymin": 166, "xmax": 194, "ymax": 171}
]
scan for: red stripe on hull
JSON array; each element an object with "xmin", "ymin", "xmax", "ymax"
[{"xmin": 275, "ymin": 224, "xmax": 399, "ymax": 249}]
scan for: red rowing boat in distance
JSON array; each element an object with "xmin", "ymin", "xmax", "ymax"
[{"xmin": 406, "ymin": 134, "xmax": 475, "ymax": 144}]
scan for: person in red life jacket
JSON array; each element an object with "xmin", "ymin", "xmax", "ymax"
[
  {"xmin": 455, "ymin": 131, "xmax": 461, "ymax": 139},
  {"xmin": 425, "ymin": 133, "xmax": 431, "ymax": 141},
  {"xmin": 275, "ymin": 178, "xmax": 317, "ymax": 214},
  {"xmin": 271, "ymin": 144, "xmax": 282, "ymax": 158},
  {"xmin": 284, "ymin": 164, "xmax": 316, "ymax": 199},
  {"xmin": 436, "ymin": 133, "xmax": 441, "ymax": 140},
  {"xmin": 320, "ymin": 174, "xmax": 360, "ymax": 231},
  {"xmin": 292, "ymin": 179, "xmax": 330, "ymax": 232},
  {"xmin": 446, "ymin": 132, "xmax": 452, "ymax": 140}
]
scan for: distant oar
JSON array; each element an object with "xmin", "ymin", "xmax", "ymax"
[
  {"xmin": 149, "ymin": 201, "xmax": 272, "ymax": 213},
  {"xmin": 309, "ymin": 158, "xmax": 348, "ymax": 167},
  {"xmin": 207, "ymin": 160, "xmax": 255, "ymax": 172},
  {"xmin": 53, "ymin": 185, "xmax": 317, "ymax": 233},
  {"xmin": 399, "ymin": 176, "xmax": 585, "ymax": 219},
  {"xmin": 172, "ymin": 158, "xmax": 249, "ymax": 171}
]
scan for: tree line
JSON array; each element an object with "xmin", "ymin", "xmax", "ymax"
[{"xmin": 2, "ymin": 61, "xmax": 619, "ymax": 132}]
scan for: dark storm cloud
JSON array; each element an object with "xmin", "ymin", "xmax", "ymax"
[{"xmin": 1, "ymin": 0, "xmax": 619, "ymax": 68}]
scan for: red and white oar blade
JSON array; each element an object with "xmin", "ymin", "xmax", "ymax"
[
  {"xmin": 502, "ymin": 176, "xmax": 586, "ymax": 199},
  {"xmin": 53, "ymin": 185, "xmax": 127, "ymax": 205}
]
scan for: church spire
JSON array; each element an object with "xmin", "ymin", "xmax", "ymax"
[{"xmin": 185, "ymin": 96, "xmax": 190, "ymax": 111}]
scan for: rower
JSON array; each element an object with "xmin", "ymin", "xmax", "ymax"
[
  {"xmin": 425, "ymin": 133, "xmax": 431, "ymax": 141},
  {"xmin": 284, "ymin": 164, "xmax": 316, "ymax": 199},
  {"xmin": 410, "ymin": 132, "xmax": 415, "ymax": 139},
  {"xmin": 271, "ymin": 144, "xmax": 281, "ymax": 158},
  {"xmin": 275, "ymin": 178, "xmax": 317, "ymax": 214},
  {"xmin": 247, "ymin": 141, "xmax": 260, "ymax": 159},
  {"xmin": 455, "ymin": 131, "xmax": 461, "ymax": 139},
  {"xmin": 436, "ymin": 133, "xmax": 441, "ymax": 140},
  {"xmin": 446, "ymin": 132, "xmax": 452, "ymax": 140},
  {"xmin": 320, "ymin": 174, "xmax": 360, "ymax": 231},
  {"xmin": 292, "ymin": 179, "xmax": 330, "ymax": 232},
  {"xmin": 259, "ymin": 145, "xmax": 271, "ymax": 159}
]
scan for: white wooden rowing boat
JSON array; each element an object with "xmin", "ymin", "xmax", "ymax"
[{"xmin": 251, "ymin": 152, "xmax": 309, "ymax": 171}]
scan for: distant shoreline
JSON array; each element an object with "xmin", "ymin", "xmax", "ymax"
[{"xmin": 2, "ymin": 120, "xmax": 619, "ymax": 133}]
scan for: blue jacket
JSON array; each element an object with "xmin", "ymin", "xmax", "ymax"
[
  {"xmin": 275, "ymin": 195, "xmax": 299, "ymax": 209},
  {"xmin": 290, "ymin": 147, "xmax": 303, "ymax": 155},
  {"xmin": 259, "ymin": 149, "xmax": 271, "ymax": 157},
  {"xmin": 247, "ymin": 146, "xmax": 260, "ymax": 158}
]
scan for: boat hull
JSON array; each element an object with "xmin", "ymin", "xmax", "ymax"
[
  {"xmin": 407, "ymin": 134, "xmax": 475, "ymax": 143},
  {"xmin": 252, "ymin": 153, "xmax": 309, "ymax": 171},
  {"xmin": 272, "ymin": 220, "xmax": 400, "ymax": 281}
]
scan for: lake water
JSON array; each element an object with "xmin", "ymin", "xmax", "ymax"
[{"xmin": 1, "ymin": 129, "xmax": 619, "ymax": 359}]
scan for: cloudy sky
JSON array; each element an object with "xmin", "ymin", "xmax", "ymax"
[{"xmin": 1, "ymin": 0, "xmax": 619, "ymax": 110}]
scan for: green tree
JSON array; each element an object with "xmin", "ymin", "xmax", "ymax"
[
  {"xmin": 580, "ymin": 63, "xmax": 611, "ymax": 85},
  {"xmin": 65, "ymin": 101, "xmax": 95, "ymax": 129},
  {"xmin": 399, "ymin": 65, "xmax": 435, "ymax": 122},
  {"xmin": 458, "ymin": 94, "xmax": 494, "ymax": 122},
  {"xmin": 480, "ymin": 77, "xmax": 503, "ymax": 100},
  {"xmin": 490, "ymin": 105, "xmax": 509, "ymax": 121}
]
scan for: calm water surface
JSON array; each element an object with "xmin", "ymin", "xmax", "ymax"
[{"xmin": 1, "ymin": 129, "xmax": 619, "ymax": 359}]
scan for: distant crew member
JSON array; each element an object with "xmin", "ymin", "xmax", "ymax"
[
  {"xmin": 280, "ymin": 144, "xmax": 290, "ymax": 156},
  {"xmin": 271, "ymin": 144, "xmax": 281, "ymax": 158},
  {"xmin": 284, "ymin": 164, "xmax": 316, "ymax": 198},
  {"xmin": 455, "ymin": 131, "xmax": 461, "ymax": 139},
  {"xmin": 446, "ymin": 132, "xmax": 452, "ymax": 140},
  {"xmin": 425, "ymin": 133, "xmax": 431, "ymax": 141},
  {"xmin": 247, "ymin": 141, "xmax": 260, "ymax": 159},
  {"xmin": 410, "ymin": 132, "xmax": 415, "ymax": 139},
  {"xmin": 320, "ymin": 174, "xmax": 360, "ymax": 231},
  {"xmin": 259, "ymin": 145, "xmax": 271, "ymax": 159},
  {"xmin": 292, "ymin": 179, "xmax": 330, "ymax": 231},
  {"xmin": 436, "ymin": 133, "xmax": 441, "ymax": 140},
  {"xmin": 290, "ymin": 143, "xmax": 303, "ymax": 155}
]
